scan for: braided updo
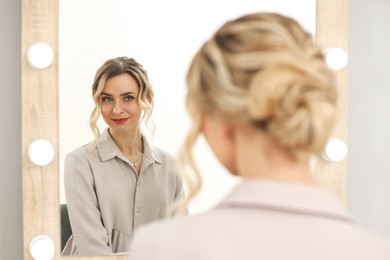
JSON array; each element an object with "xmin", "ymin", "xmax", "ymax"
[
  {"xmin": 178, "ymin": 13, "xmax": 337, "ymax": 210},
  {"xmin": 187, "ymin": 13, "xmax": 336, "ymax": 155}
]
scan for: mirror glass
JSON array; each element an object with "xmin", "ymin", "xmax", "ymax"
[{"xmin": 58, "ymin": 0, "xmax": 316, "ymax": 254}]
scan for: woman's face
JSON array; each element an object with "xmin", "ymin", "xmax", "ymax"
[{"xmin": 100, "ymin": 73, "xmax": 142, "ymax": 134}]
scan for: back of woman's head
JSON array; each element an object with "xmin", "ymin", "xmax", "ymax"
[{"xmin": 186, "ymin": 12, "xmax": 337, "ymax": 157}]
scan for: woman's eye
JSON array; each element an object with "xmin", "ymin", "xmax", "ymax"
[
  {"xmin": 101, "ymin": 96, "xmax": 113, "ymax": 102},
  {"xmin": 124, "ymin": 95, "xmax": 135, "ymax": 102}
]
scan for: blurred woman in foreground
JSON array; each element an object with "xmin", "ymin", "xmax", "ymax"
[{"xmin": 129, "ymin": 12, "xmax": 390, "ymax": 260}]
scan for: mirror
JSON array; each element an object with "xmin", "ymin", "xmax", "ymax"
[
  {"xmin": 58, "ymin": 0, "xmax": 317, "ymax": 214},
  {"xmin": 59, "ymin": 0, "xmax": 316, "ymax": 255},
  {"xmin": 22, "ymin": 0, "xmax": 348, "ymax": 259}
]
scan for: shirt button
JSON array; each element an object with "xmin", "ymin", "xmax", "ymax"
[{"xmin": 136, "ymin": 207, "xmax": 141, "ymax": 213}]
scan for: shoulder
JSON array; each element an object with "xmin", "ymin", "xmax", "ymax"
[
  {"xmin": 130, "ymin": 209, "xmax": 240, "ymax": 259},
  {"xmin": 349, "ymin": 226, "xmax": 390, "ymax": 252},
  {"xmin": 143, "ymin": 137, "xmax": 176, "ymax": 163},
  {"xmin": 130, "ymin": 215, "xmax": 205, "ymax": 259},
  {"xmin": 64, "ymin": 143, "xmax": 97, "ymax": 165},
  {"xmin": 153, "ymin": 147, "xmax": 175, "ymax": 161},
  {"xmin": 132, "ymin": 210, "xmax": 227, "ymax": 244}
]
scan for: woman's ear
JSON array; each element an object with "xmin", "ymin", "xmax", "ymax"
[{"xmin": 201, "ymin": 114, "xmax": 237, "ymax": 174}]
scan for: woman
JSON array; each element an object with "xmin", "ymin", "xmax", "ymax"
[
  {"xmin": 62, "ymin": 57, "xmax": 185, "ymax": 256},
  {"xmin": 129, "ymin": 13, "xmax": 390, "ymax": 259}
]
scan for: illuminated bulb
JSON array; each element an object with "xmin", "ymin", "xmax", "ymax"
[
  {"xmin": 322, "ymin": 137, "xmax": 348, "ymax": 162},
  {"xmin": 28, "ymin": 139, "xmax": 55, "ymax": 166},
  {"xmin": 29, "ymin": 235, "xmax": 55, "ymax": 260},
  {"xmin": 27, "ymin": 42, "xmax": 54, "ymax": 69},
  {"xmin": 325, "ymin": 47, "xmax": 348, "ymax": 70}
]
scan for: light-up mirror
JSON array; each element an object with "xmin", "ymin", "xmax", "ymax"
[
  {"xmin": 58, "ymin": 1, "xmax": 316, "ymax": 253},
  {"xmin": 58, "ymin": 0, "xmax": 317, "ymax": 216},
  {"xmin": 22, "ymin": 0, "xmax": 348, "ymax": 259},
  {"xmin": 59, "ymin": 2, "xmax": 315, "ymax": 255}
]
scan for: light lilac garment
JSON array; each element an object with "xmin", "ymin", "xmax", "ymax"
[
  {"xmin": 129, "ymin": 179, "xmax": 390, "ymax": 260},
  {"xmin": 62, "ymin": 128, "xmax": 185, "ymax": 256}
]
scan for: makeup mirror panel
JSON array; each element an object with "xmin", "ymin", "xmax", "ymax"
[
  {"xmin": 58, "ymin": 0, "xmax": 317, "ymax": 214},
  {"xmin": 22, "ymin": 0, "xmax": 347, "ymax": 259}
]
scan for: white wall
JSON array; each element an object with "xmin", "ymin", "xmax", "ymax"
[
  {"xmin": 0, "ymin": 0, "xmax": 23, "ymax": 259},
  {"xmin": 59, "ymin": 0, "xmax": 316, "ymax": 213},
  {"xmin": 347, "ymin": 0, "xmax": 390, "ymax": 238}
]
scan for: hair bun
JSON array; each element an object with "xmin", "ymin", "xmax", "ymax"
[{"xmin": 247, "ymin": 58, "xmax": 337, "ymax": 155}]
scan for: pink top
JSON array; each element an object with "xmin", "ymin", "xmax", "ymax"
[{"xmin": 129, "ymin": 179, "xmax": 390, "ymax": 260}]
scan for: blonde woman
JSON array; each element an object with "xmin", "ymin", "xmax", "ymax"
[
  {"xmin": 62, "ymin": 57, "xmax": 185, "ymax": 256},
  {"xmin": 129, "ymin": 13, "xmax": 390, "ymax": 259}
]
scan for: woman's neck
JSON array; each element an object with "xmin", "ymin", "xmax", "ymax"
[
  {"xmin": 108, "ymin": 128, "xmax": 143, "ymax": 155},
  {"xmin": 235, "ymin": 126, "xmax": 317, "ymax": 186}
]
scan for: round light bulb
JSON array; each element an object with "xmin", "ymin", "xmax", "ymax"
[
  {"xmin": 325, "ymin": 47, "xmax": 348, "ymax": 70},
  {"xmin": 27, "ymin": 42, "xmax": 54, "ymax": 69},
  {"xmin": 29, "ymin": 235, "xmax": 55, "ymax": 260},
  {"xmin": 28, "ymin": 139, "xmax": 55, "ymax": 166},
  {"xmin": 322, "ymin": 137, "xmax": 348, "ymax": 162}
]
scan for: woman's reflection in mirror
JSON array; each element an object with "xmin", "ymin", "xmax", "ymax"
[{"xmin": 62, "ymin": 56, "xmax": 186, "ymax": 256}]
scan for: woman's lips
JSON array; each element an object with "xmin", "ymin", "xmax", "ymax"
[{"xmin": 112, "ymin": 118, "xmax": 129, "ymax": 124}]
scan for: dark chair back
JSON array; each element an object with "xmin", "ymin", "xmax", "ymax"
[{"xmin": 61, "ymin": 204, "xmax": 72, "ymax": 250}]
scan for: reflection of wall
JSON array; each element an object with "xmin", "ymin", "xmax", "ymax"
[
  {"xmin": 348, "ymin": 0, "xmax": 390, "ymax": 238},
  {"xmin": 59, "ymin": 0, "xmax": 316, "ymax": 213},
  {"xmin": 0, "ymin": 0, "xmax": 23, "ymax": 259}
]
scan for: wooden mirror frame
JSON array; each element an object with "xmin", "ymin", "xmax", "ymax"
[{"xmin": 21, "ymin": 0, "xmax": 347, "ymax": 259}]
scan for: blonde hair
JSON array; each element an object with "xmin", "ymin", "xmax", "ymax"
[
  {"xmin": 89, "ymin": 57, "xmax": 155, "ymax": 149},
  {"xmin": 179, "ymin": 13, "xmax": 337, "ymax": 210}
]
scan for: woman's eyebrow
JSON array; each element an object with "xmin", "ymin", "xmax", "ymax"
[
  {"xmin": 120, "ymin": 92, "xmax": 135, "ymax": 96},
  {"xmin": 100, "ymin": 91, "xmax": 136, "ymax": 96}
]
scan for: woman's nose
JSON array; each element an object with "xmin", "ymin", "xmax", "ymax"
[{"xmin": 113, "ymin": 100, "xmax": 123, "ymax": 114}]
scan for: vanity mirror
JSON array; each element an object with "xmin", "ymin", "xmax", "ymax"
[
  {"xmin": 22, "ymin": 0, "xmax": 347, "ymax": 259},
  {"xmin": 58, "ymin": 0, "xmax": 318, "ymax": 217}
]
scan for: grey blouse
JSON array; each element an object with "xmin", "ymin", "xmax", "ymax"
[{"xmin": 62, "ymin": 128, "xmax": 185, "ymax": 256}]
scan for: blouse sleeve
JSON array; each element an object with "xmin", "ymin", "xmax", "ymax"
[{"xmin": 64, "ymin": 149, "xmax": 113, "ymax": 255}]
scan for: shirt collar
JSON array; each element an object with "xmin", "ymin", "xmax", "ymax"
[
  {"xmin": 217, "ymin": 179, "xmax": 354, "ymax": 223},
  {"xmin": 96, "ymin": 128, "xmax": 161, "ymax": 164}
]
